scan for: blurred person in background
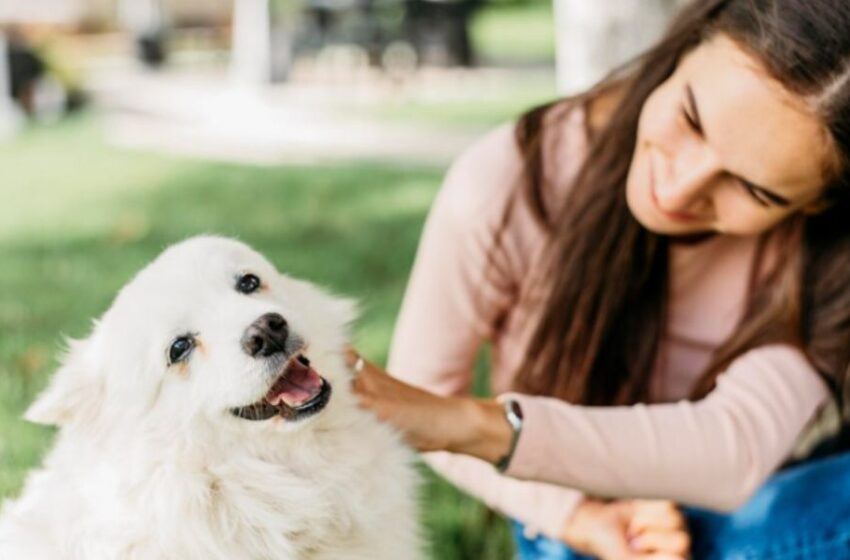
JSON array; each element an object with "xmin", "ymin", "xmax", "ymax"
[
  {"xmin": 6, "ymin": 27, "xmax": 45, "ymax": 114},
  {"xmin": 4, "ymin": 26, "xmax": 85, "ymax": 121},
  {"xmin": 118, "ymin": 0, "xmax": 168, "ymax": 67},
  {"xmin": 349, "ymin": 0, "xmax": 850, "ymax": 558}
]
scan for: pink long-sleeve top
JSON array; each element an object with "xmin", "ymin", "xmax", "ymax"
[{"xmin": 386, "ymin": 105, "xmax": 831, "ymax": 539}]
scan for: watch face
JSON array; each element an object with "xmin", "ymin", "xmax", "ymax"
[
  {"xmin": 509, "ymin": 400, "xmax": 524, "ymax": 420},
  {"xmin": 504, "ymin": 399, "xmax": 523, "ymax": 431}
]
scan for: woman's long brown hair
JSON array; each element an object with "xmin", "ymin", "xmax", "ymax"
[{"xmin": 511, "ymin": 0, "xmax": 850, "ymax": 418}]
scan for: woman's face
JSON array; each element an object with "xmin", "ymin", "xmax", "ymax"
[{"xmin": 626, "ymin": 34, "xmax": 839, "ymax": 236}]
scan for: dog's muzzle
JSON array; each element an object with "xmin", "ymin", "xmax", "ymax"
[
  {"xmin": 230, "ymin": 353, "xmax": 332, "ymax": 421},
  {"xmin": 231, "ymin": 313, "xmax": 332, "ymax": 422}
]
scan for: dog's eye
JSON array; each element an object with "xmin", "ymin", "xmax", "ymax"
[
  {"xmin": 168, "ymin": 336, "xmax": 195, "ymax": 365},
  {"xmin": 236, "ymin": 273, "xmax": 261, "ymax": 295}
]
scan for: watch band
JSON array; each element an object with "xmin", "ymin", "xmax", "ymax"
[{"xmin": 494, "ymin": 398, "xmax": 524, "ymax": 473}]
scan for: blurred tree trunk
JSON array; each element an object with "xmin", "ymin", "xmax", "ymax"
[
  {"xmin": 231, "ymin": 0, "xmax": 295, "ymax": 84},
  {"xmin": 554, "ymin": 0, "xmax": 687, "ymax": 94},
  {"xmin": 231, "ymin": 0, "xmax": 273, "ymax": 84}
]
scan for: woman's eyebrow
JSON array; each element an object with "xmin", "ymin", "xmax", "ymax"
[{"xmin": 687, "ymin": 82, "xmax": 792, "ymax": 208}]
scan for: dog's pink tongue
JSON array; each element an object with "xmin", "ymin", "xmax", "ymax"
[{"xmin": 267, "ymin": 360, "xmax": 323, "ymax": 408}]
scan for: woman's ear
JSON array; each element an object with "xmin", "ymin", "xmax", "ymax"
[{"xmin": 25, "ymin": 338, "xmax": 104, "ymax": 428}]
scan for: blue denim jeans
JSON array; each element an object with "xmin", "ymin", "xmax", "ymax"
[{"xmin": 512, "ymin": 452, "xmax": 850, "ymax": 559}]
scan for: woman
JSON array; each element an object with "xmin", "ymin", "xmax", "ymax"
[{"xmin": 351, "ymin": 0, "xmax": 850, "ymax": 558}]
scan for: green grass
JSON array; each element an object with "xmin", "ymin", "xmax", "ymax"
[{"xmin": 0, "ymin": 114, "xmax": 514, "ymax": 559}]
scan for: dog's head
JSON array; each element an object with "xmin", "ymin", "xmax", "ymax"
[{"xmin": 26, "ymin": 236, "xmax": 356, "ymax": 436}]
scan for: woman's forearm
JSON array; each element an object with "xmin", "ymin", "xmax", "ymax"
[
  {"xmin": 499, "ymin": 346, "xmax": 829, "ymax": 510},
  {"xmin": 351, "ymin": 346, "xmax": 830, "ymax": 511}
]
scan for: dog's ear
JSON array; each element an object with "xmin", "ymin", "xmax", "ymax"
[{"xmin": 25, "ymin": 337, "xmax": 104, "ymax": 427}]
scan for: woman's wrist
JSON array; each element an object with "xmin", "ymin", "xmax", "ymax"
[{"xmin": 445, "ymin": 398, "xmax": 513, "ymax": 464}]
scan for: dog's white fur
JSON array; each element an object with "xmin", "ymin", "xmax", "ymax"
[{"xmin": 0, "ymin": 236, "xmax": 421, "ymax": 559}]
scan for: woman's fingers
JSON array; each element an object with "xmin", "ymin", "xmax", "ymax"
[
  {"xmin": 346, "ymin": 350, "xmax": 386, "ymax": 398},
  {"xmin": 628, "ymin": 500, "xmax": 686, "ymax": 534},
  {"xmin": 593, "ymin": 534, "xmax": 635, "ymax": 560},
  {"xmin": 344, "ymin": 346, "xmax": 370, "ymax": 373},
  {"xmin": 630, "ymin": 529, "xmax": 691, "ymax": 557},
  {"xmin": 346, "ymin": 348, "xmax": 390, "ymax": 385},
  {"xmin": 624, "ymin": 501, "xmax": 690, "ymax": 558},
  {"xmin": 343, "ymin": 346, "xmax": 358, "ymax": 367},
  {"xmin": 350, "ymin": 364, "xmax": 391, "ymax": 409},
  {"xmin": 347, "ymin": 351, "xmax": 387, "ymax": 415},
  {"xmin": 595, "ymin": 530, "xmax": 688, "ymax": 560}
]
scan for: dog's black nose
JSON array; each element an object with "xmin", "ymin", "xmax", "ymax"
[{"xmin": 242, "ymin": 313, "xmax": 289, "ymax": 357}]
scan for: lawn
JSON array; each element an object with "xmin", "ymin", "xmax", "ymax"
[{"xmin": 0, "ymin": 114, "xmax": 516, "ymax": 559}]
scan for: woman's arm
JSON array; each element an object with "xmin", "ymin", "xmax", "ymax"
[
  {"xmin": 381, "ymin": 122, "xmax": 589, "ymax": 539},
  {"xmin": 352, "ymin": 344, "xmax": 830, "ymax": 511},
  {"xmin": 501, "ymin": 345, "xmax": 830, "ymax": 510}
]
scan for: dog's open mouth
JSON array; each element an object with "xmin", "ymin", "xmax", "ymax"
[{"xmin": 230, "ymin": 354, "xmax": 332, "ymax": 422}]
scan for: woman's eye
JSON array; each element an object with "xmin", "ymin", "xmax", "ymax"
[
  {"xmin": 681, "ymin": 105, "xmax": 701, "ymax": 134},
  {"xmin": 737, "ymin": 178, "xmax": 793, "ymax": 208},
  {"xmin": 236, "ymin": 273, "xmax": 261, "ymax": 294},
  {"xmin": 169, "ymin": 336, "xmax": 195, "ymax": 365},
  {"xmin": 740, "ymin": 182, "xmax": 772, "ymax": 208}
]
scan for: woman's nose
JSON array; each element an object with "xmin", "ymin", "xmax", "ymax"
[{"xmin": 655, "ymin": 149, "xmax": 720, "ymax": 212}]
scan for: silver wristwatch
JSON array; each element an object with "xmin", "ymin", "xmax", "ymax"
[{"xmin": 494, "ymin": 398, "xmax": 524, "ymax": 473}]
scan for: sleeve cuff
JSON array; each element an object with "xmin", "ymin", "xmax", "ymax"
[{"xmin": 498, "ymin": 392, "xmax": 563, "ymax": 481}]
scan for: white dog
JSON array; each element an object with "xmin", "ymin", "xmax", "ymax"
[{"xmin": 0, "ymin": 236, "xmax": 421, "ymax": 559}]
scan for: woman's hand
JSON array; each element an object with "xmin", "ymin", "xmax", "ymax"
[
  {"xmin": 347, "ymin": 349, "xmax": 513, "ymax": 462},
  {"xmin": 561, "ymin": 499, "xmax": 690, "ymax": 560}
]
